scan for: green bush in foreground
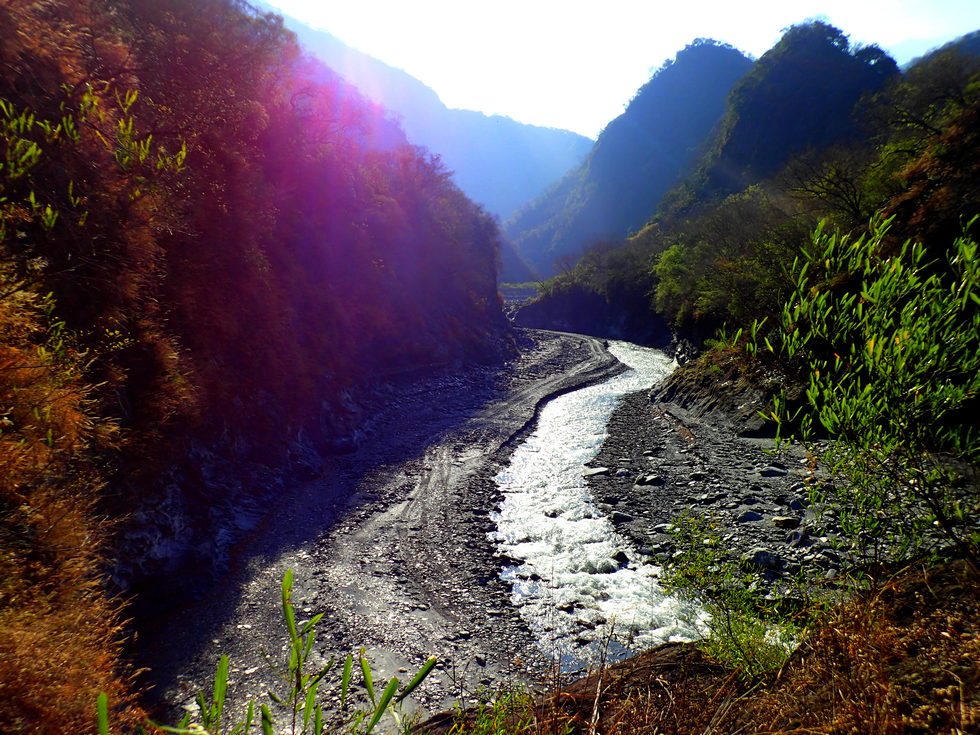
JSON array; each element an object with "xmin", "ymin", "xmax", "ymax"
[{"xmin": 768, "ymin": 216, "xmax": 980, "ymax": 569}]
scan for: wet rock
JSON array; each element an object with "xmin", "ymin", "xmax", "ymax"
[
  {"xmin": 611, "ymin": 550, "xmax": 630, "ymax": 566},
  {"xmin": 611, "ymin": 511, "xmax": 634, "ymax": 525},
  {"xmin": 584, "ymin": 467, "xmax": 610, "ymax": 477}
]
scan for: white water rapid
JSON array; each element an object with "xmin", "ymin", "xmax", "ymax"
[{"xmin": 491, "ymin": 341, "xmax": 707, "ymax": 669}]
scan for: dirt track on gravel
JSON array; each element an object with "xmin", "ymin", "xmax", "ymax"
[{"xmin": 136, "ymin": 329, "xmax": 624, "ymax": 724}]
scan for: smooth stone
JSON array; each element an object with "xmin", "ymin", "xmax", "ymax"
[
  {"xmin": 636, "ymin": 474, "xmax": 666, "ymax": 486},
  {"xmin": 772, "ymin": 515, "xmax": 801, "ymax": 529},
  {"xmin": 584, "ymin": 467, "xmax": 611, "ymax": 477},
  {"xmin": 760, "ymin": 464, "xmax": 789, "ymax": 477},
  {"xmin": 737, "ymin": 510, "xmax": 764, "ymax": 523}
]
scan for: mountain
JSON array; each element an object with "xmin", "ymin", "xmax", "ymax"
[
  {"xmin": 663, "ymin": 22, "xmax": 899, "ymax": 215},
  {"xmin": 266, "ymin": 4, "xmax": 593, "ymax": 232},
  {"xmin": 504, "ymin": 40, "xmax": 753, "ymax": 277}
]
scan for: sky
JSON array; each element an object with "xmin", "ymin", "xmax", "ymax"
[{"xmin": 262, "ymin": 1, "xmax": 980, "ymax": 139}]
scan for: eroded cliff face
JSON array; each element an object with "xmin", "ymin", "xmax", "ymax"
[{"xmin": 512, "ymin": 283, "xmax": 670, "ymax": 347}]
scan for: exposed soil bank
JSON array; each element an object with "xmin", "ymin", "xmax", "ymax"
[{"xmin": 135, "ymin": 329, "xmax": 625, "ymax": 724}]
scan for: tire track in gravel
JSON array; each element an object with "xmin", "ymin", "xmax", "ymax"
[{"xmin": 137, "ymin": 329, "xmax": 624, "ymax": 724}]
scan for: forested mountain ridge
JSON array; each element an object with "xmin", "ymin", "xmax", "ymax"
[
  {"xmin": 505, "ymin": 40, "xmax": 753, "ymax": 277},
  {"xmin": 516, "ymin": 22, "xmax": 980, "ymax": 347},
  {"xmin": 265, "ymin": 2, "xmax": 593, "ymax": 229},
  {"xmin": 661, "ymin": 21, "xmax": 899, "ymax": 217},
  {"xmin": 0, "ymin": 1, "xmax": 512, "ymax": 729}
]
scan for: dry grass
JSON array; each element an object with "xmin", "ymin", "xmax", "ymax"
[{"xmin": 0, "ymin": 291, "xmax": 145, "ymax": 733}]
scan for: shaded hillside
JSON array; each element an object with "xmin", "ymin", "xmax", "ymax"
[
  {"xmin": 505, "ymin": 40, "xmax": 753, "ymax": 277},
  {"xmin": 0, "ymin": 1, "xmax": 512, "ymax": 729},
  {"xmin": 268, "ymin": 5, "xmax": 592, "ymax": 228},
  {"xmin": 663, "ymin": 22, "xmax": 899, "ymax": 215}
]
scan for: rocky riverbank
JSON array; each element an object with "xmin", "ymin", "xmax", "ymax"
[{"xmin": 586, "ymin": 370, "xmax": 845, "ymax": 590}]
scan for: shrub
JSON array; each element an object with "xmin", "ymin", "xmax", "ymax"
[{"xmin": 767, "ymin": 217, "xmax": 980, "ymax": 570}]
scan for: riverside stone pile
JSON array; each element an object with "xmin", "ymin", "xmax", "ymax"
[{"xmin": 586, "ymin": 388, "xmax": 845, "ymax": 590}]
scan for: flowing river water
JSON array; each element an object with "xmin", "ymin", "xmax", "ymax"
[{"xmin": 492, "ymin": 341, "xmax": 707, "ymax": 669}]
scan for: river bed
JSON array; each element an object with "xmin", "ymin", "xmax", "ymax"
[{"xmin": 492, "ymin": 341, "xmax": 706, "ymax": 669}]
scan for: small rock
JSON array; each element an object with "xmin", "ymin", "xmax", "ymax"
[
  {"xmin": 737, "ymin": 510, "xmax": 764, "ymax": 523},
  {"xmin": 611, "ymin": 511, "xmax": 635, "ymax": 524},
  {"xmin": 760, "ymin": 464, "xmax": 788, "ymax": 477},
  {"xmin": 787, "ymin": 495, "xmax": 808, "ymax": 511},
  {"xmin": 584, "ymin": 467, "xmax": 611, "ymax": 477},
  {"xmin": 612, "ymin": 550, "xmax": 630, "ymax": 566},
  {"xmin": 786, "ymin": 529, "xmax": 810, "ymax": 547},
  {"xmin": 772, "ymin": 515, "xmax": 800, "ymax": 529},
  {"xmin": 635, "ymin": 474, "xmax": 666, "ymax": 486},
  {"xmin": 689, "ymin": 471, "xmax": 707, "ymax": 481},
  {"xmin": 614, "ymin": 468, "xmax": 631, "ymax": 477}
]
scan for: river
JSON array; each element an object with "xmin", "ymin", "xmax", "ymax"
[{"xmin": 493, "ymin": 341, "xmax": 704, "ymax": 669}]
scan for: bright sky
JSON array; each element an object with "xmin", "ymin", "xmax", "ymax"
[{"xmin": 263, "ymin": 1, "xmax": 980, "ymax": 138}]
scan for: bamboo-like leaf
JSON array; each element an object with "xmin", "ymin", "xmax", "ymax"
[
  {"xmin": 365, "ymin": 677, "xmax": 400, "ymax": 733},
  {"xmin": 395, "ymin": 657, "xmax": 437, "ymax": 703},
  {"xmin": 260, "ymin": 704, "xmax": 275, "ymax": 735},
  {"xmin": 212, "ymin": 654, "xmax": 229, "ymax": 727},
  {"xmin": 360, "ymin": 650, "xmax": 375, "ymax": 705},
  {"xmin": 302, "ymin": 682, "xmax": 317, "ymax": 732},
  {"xmin": 340, "ymin": 654, "xmax": 353, "ymax": 708},
  {"xmin": 300, "ymin": 613, "xmax": 324, "ymax": 636},
  {"xmin": 96, "ymin": 693, "xmax": 109, "ymax": 735}
]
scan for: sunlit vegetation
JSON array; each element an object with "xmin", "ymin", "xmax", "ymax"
[{"xmin": 0, "ymin": 0, "xmax": 510, "ymax": 730}]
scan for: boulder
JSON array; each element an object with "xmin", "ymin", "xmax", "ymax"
[{"xmin": 742, "ymin": 547, "xmax": 783, "ymax": 571}]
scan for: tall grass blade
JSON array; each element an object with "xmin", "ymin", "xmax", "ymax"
[
  {"xmin": 395, "ymin": 657, "xmax": 437, "ymax": 703},
  {"xmin": 96, "ymin": 693, "xmax": 109, "ymax": 735},
  {"xmin": 365, "ymin": 677, "xmax": 400, "ymax": 733}
]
